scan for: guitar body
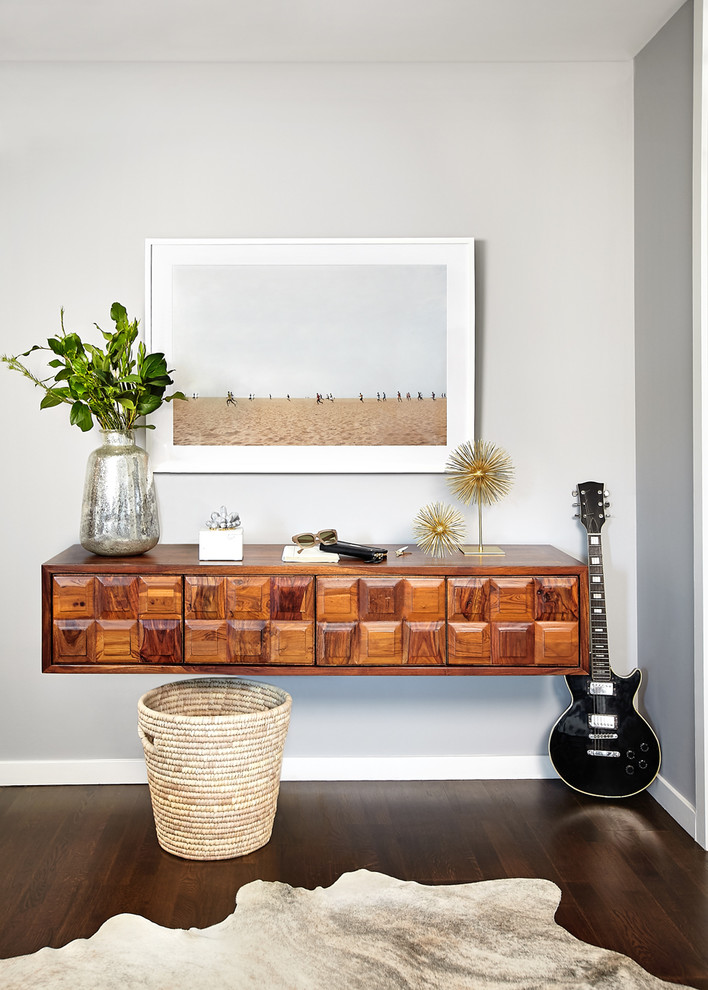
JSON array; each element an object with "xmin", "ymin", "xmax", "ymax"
[
  {"xmin": 549, "ymin": 482, "xmax": 661, "ymax": 798},
  {"xmin": 549, "ymin": 670, "xmax": 661, "ymax": 798}
]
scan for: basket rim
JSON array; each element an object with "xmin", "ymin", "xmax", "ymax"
[{"xmin": 138, "ymin": 677, "xmax": 292, "ymax": 724}]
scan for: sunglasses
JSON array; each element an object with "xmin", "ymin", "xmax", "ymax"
[{"xmin": 291, "ymin": 529, "xmax": 338, "ymax": 552}]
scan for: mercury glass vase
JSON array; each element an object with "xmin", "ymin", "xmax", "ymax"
[{"xmin": 80, "ymin": 430, "xmax": 159, "ymax": 556}]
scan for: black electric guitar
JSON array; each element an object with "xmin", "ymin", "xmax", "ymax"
[{"xmin": 548, "ymin": 482, "xmax": 661, "ymax": 798}]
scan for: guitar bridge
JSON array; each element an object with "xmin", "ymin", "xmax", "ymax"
[
  {"xmin": 590, "ymin": 682, "xmax": 614, "ymax": 696},
  {"xmin": 588, "ymin": 713, "xmax": 618, "ymax": 729}
]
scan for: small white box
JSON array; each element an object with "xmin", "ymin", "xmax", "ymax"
[{"xmin": 198, "ymin": 527, "xmax": 243, "ymax": 561}]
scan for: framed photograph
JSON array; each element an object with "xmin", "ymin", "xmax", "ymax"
[{"xmin": 145, "ymin": 238, "xmax": 475, "ymax": 473}]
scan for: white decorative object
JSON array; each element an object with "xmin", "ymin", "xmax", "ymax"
[
  {"xmin": 199, "ymin": 527, "xmax": 243, "ymax": 561},
  {"xmin": 281, "ymin": 545, "xmax": 340, "ymax": 563}
]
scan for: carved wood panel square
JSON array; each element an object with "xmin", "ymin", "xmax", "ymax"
[
  {"xmin": 139, "ymin": 577, "xmax": 182, "ymax": 617},
  {"xmin": 447, "ymin": 579, "xmax": 490, "ymax": 622},
  {"xmin": 492, "ymin": 622, "xmax": 535, "ymax": 665},
  {"xmin": 358, "ymin": 621, "xmax": 403, "ymax": 664},
  {"xmin": 139, "ymin": 619, "xmax": 182, "ymax": 663},
  {"xmin": 490, "ymin": 579, "xmax": 535, "ymax": 621},
  {"xmin": 184, "ymin": 620, "xmax": 229, "ymax": 663},
  {"xmin": 359, "ymin": 579, "xmax": 404, "ymax": 621},
  {"xmin": 269, "ymin": 621, "xmax": 314, "ymax": 664},
  {"xmin": 535, "ymin": 621, "xmax": 578, "ymax": 664},
  {"xmin": 271, "ymin": 577, "xmax": 314, "ymax": 621},
  {"xmin": 52, "ymin": 576, "xmax": 95, "ymax": 618},
  {"xmin": 533, "ymin": 578, "xmax": 579, "ymax": 621},
  {"xmin": 53, "ymin": 619, "xmax": 95, "ymax": 662},
  {"xmin": 96, "ymin": 576, "xmax": 140, "ymax": 618},
  {"xmin": 228, "ymin": 620, "xmax": 268, "ymax": 662},
  {"xmin": 406, "ymin": 621, "xmax": 446, "ymax": 665},
  {"xmin": 185, "ymin": 577, "xmax": 226, "ymax": 619},
  {"xmin": 404, "ymin": 579, "xmax": 446, "ymax": 620},
  {"xmin": 317, "ymin": 622, "xmax": 357, "ymax": 665},
  {"xmin": 447, "ymin": 622, "xmax": 491, "ymax": 664},
  {"xmin": 316, "ymin": 579, "xmax": 358, "ymax": 622},
  {"xmin": 95, "ymin": 620, "xmax": 139, "ymax": 663},
  {"xmin": 226, "ymin": 577, "xmax": 270, "ymax": 619}
]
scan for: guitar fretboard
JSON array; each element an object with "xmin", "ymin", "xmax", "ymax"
[{"xmin": 587, "ymin": 533, "xmax": 611, "ymax": 681}]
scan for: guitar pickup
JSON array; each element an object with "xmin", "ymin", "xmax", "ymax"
[
  {"xmin": 587, "ymin": 749, "xmax": 620, "ymax": 758},
  {"xmin": 589, "ymin": 682, "xmax": 614, "ymax": 696},
  {"xmin": 588, "ymin": 714, "xmax": 618, "ymax": 729},
  {"xmin": 589, "ymin": 732, "xmax": 618, "ymax": 740}
]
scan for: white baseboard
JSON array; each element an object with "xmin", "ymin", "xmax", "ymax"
[
  {"xmin": 0, "ymin": 754, "xmax": 555, "ymax": 787},
  {"xmin": 649, "ymin": 773, "xmax": 698, "ymax": 841},
  {"xmin": 280, "ymin": 754, "xmax": 556, "ymax": 781},
  {"xmin": 0, "ymin": 760, "xmax": 149, "ymax": 786}
]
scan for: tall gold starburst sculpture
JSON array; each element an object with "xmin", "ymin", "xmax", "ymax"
[
  {"xmin": 445, "ymin": 440, "xmax": 514, "ymax": 554},
  {"xmin": 413, "ymin": 501, "xmax": 466, "ymax": 558}
]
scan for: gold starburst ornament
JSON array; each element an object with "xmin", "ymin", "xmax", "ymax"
[
  {"xmin": 446, "ymin": 440, "xmax": 514, "ymax": 555},
  {"xmin": 413, "ymin": 501, "xmax": 466, "ymax": 558}
]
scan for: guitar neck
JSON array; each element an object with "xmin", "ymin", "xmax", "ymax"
[{"xmin": 586, "ymin": 532, "xmax": 611, "ymax": 681}]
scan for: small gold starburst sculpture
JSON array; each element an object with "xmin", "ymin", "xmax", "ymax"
[
  {"xmin": 413, "ymin": 501, "xmax": 466, "ymax": 557},
  {"xmin": 446, "ymin": 440, "xmax": 514, "ymax": 554}
]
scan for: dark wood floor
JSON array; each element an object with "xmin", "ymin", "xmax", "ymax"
[{"xmin": 0, "ymin": 780, "xmax": 705, "ymax": 987}]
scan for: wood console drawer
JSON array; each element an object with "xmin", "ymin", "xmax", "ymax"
[
  {"xmin": 447, "ymin": 576, "xmax": 579, "ymax": 667},
  {"xmin": 184, "ymin": 575, "xmax": 315, "ymax": 665},
  {"xmin": 317, "ymin": 577, "xmax": 446, "ymax": 666},
  {"xmin": 52, "ymin": 575, "xmax": 182, "ymax": 665}
]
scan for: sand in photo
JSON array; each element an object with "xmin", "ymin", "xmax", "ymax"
[{"xmin": 173, "ymin": 397, "xmax": 447, "ymax": 446}]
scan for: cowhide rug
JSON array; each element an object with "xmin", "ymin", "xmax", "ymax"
[{"xmin": 0, "ymin": 870, "xmax": 688, "ymax": 989}]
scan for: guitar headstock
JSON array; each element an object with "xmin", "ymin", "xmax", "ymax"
[{"xmin": 574, "ymin": 481, "xmax": 609, "ymax": 534}]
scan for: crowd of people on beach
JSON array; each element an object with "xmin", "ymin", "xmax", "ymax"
[{"xmin": 221, "ymin": 391, "xmax": 445, "ymax": 404}]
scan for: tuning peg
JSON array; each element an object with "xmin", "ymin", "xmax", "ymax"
[
  {"xmin": 604, "ymin": 490, "xmax": 609, "ymax": 497},
  {"xmin": 572, "ymin": 501, "xmax": 579, "ymax": 507},
  {"xmin": 573, "ymin": 513, "xmax": 580, "ymax": 519},
  {"xmin": 572, "ymin": 489, "xmax": 578, "ymax": 497},
  {"xmin": 604, "ymin": 501, "xmax": 610, "ymax": 508}
]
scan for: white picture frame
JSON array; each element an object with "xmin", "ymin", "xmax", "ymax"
[{"xmin": 145, "ymin": 237, "xmax": 475, "ymax": 473}]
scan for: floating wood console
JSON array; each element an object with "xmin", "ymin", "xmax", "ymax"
[{"xmin": 42, "ymin": 544, "xmax": 589, "ymax": 676}]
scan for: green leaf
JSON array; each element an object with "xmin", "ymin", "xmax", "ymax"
[
  {"xmin": 40, "ymin": 392, "xmax": 64, "ymax": 409},
  {"xmin": 110, "ymin": 302, "xmax": 128, "ymax": 327},
  {"xmin": 20, "ymin": 344, "xmax": 48, "ymax": 357},
  {"xmin": 136, "ymin": 394, "xmax": 162, "ymax": 416},
  {"xmin": 141, "ymin": 353, "xmax": 168, "ymax": 378},
  {"xmin": 62, "ymin": 333, "xmax": 84, "ymax": 358},
  {"xmin": 69, "ymin": 400, "xmax": 93, "ymax": 431}
]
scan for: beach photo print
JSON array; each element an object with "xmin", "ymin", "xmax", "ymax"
[{"xmin": 146, "ymin": 239, "xmax": 475, "ymax": 473}]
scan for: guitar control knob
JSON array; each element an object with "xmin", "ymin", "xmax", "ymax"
[
  {"xmin": 640, "ymin": 742, "xmax": 649, "ymax": 752},
  {"xmin": 625, "ymin": 765, "xmax": 635, "ymax": 775},
  {"xmin": 626, "ymin": 750, "xmax": 635, "ymax": 760},
  {"xmin": 638, "ymin": 760, "xmax": 648, "ymax": 770}
]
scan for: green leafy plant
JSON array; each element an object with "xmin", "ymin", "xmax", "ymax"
[{"xmin": 1, "ymin": 302, "xmax": 186, "ymax": 432}]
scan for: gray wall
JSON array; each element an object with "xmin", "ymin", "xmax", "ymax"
[
  {"xmin": 635, "ymin": 1, "xmax": 695, "ymax": 803},
  {"xmin": 1, "ymin": 59, "xmax": 638, "ymax": 775}
]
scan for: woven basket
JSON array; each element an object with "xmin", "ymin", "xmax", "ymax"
[{"xmin": 138, "ymin": 678, "xmax": 292, "ymax": 861}]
